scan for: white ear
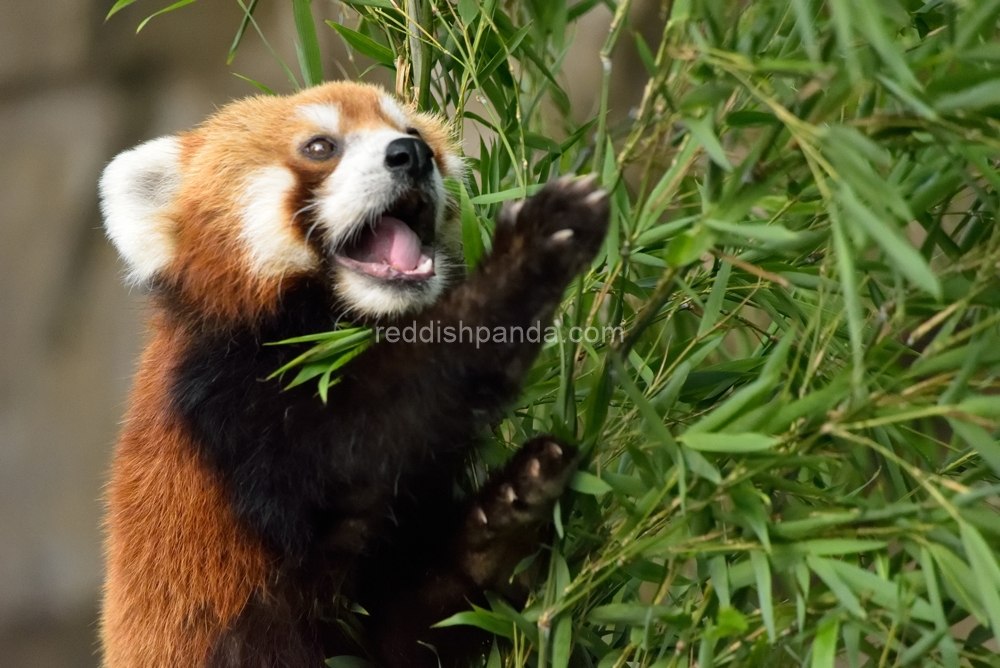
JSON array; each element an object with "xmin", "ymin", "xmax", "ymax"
[{"xmin": 99, "ymin": 136, "xmax": 182, "ymax": 284}]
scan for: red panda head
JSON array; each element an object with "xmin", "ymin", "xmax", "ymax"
[{"xmin": 100, "ymin": 82, "xmax": 464, "ymax": 323}]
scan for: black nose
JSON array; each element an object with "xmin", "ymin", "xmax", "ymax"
[{"xmin": 385, "ymin": 137, "xmax": 434, "ymax": 180}]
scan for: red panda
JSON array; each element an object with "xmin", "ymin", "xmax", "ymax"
[{"xmin": 99, "ymin": 81, "xmax": 609, "ymax": 668}]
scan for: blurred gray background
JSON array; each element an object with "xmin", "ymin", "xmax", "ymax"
[{"xmin": 0, "ymin": 0, "xmax": 655, "ymax": 664}]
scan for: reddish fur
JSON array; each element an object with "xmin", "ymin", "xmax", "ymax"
[
  {"xmin": 159, "ymin": 82, "xmax": 458, "ymax": 324},
  {"xmin": 102, "ymin": 82, "xmax": 460, "ymax": 667},
  {"xmin": 103, "ymin": 318, "xmax": 270, "ymax": 667}
]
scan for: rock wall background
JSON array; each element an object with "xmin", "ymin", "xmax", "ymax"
[{"xmin": 0, "ymin": 1, "xmax": 649, "ymax": 664}]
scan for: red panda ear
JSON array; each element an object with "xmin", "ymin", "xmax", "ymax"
[{"xmin": 100, "ymin": 136, "xmax": 181, "ymax": 284}]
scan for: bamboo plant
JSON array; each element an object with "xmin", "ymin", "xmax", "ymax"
[{"xmin": 113, "ymin": 0, "xmax": 1000, "ymax": 665}]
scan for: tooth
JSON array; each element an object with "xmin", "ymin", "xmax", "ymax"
[{"xmin": 417, "ymin": 256, "xmax": 433, "ymax": 272}]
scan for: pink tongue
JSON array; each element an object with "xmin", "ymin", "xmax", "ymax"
[{"xmin": 366, "ymin": 216, "xmax": 422, "ymax": 270}]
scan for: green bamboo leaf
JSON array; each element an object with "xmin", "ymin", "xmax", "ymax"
[
  {"xmin": 838, "ymin": 184, "xmax": 941, "ymax": 299},
  {"xmin": 268, "ymin": 329, "xmax": 372, "ymax": 379},
  {"xmin": 732, "ymin": 484, "xmax": 771, "ymax": 551},
  {"xmin": 106, "ymin": 0, "xmax": 141, "ymax": 20},
  {"xmin": 807, "ymin": 556, "xmax": 865, "ymax": 618},
  {"xmin": 948, "ymin": 418, "xmax": 1000, "ymax": 477},
  {"xmin": 551, "ymin": 614, "xmax": 572, "ymax": 668},
  {"xmin": 955, "ymin": 0, "xmax": 1000, "ymax": 50},
  {"xmin": 231, "ymin": 72, "xmax": 276, "ymax": 95},
  {"xmin": 135, "ymin": 0, "xmax": 198, "ymax": 32},
  {"xmin": 703, "ymin": 220, "xmax": 799, "ymax": 244},
  {"xmin": 283, "ymin": 362, "xmax": 332, "ymax": 390},
  {"xmin": 928, "ymin": 543, "xmax": 987, "ymax": 623},
  {"xmin": 790, "ymin": 0, "xmax": 819, "ymax": 61},
  {"xmin": 458, "ymin": 180, "xmax": 485, "ymax": 270},
  {"xmin": 634, "ymin": 31, "xmax": 656, "ymax": 75},
  {"xmin": 957, "ymin": 395, "xmax": 1000, "ymax": 419},
  {"xmin": 484, "ymin": 592, "xmax": 538, "ymax": 643},
  {"xmin": 682, "ymin": 116, "xmax": 732, "ymax": 171},
  {"xmin": 664, "ymin": 226, "xmax": 716, "ymax": 267},
  {"xmin": 795, "ymin": 539, "xmax": 888, "ymax": 556},
  {"xmin": 750, "ymin": 551, "xmax": 775, "ymax": 641},
  {"xmin": 457, "ymin": 0, "xmax": 478, "ymax": 24},
  {"xmin": 486, "ymin": 642, "xmax": 500, "ymax": 668},
  {"xmin": 636, "ymin": 138, "xmax": 699, "ymax": 233},
  {"xmin": 960, "ymin": 521, "xmax": 1000, "ymax": 636},
  {"xmin": 433, "ymin": 609, "xmax": 515, "ymax": 639},
  {"xmin": 920, "ymin": 548, "xmax": 960, "ymax": 668},
  {"xmin": 715, "ymin": 607, "xmax": 748, "ymax": 636},
  {"xmin": 826, "ymin": 559, "xmax": 935, "ymax": 621},
  {"xmin": 709, "ymin": 557, "xmax": 731, "ymax": 609},
  {"xmin": 899, "ymin": 628, "xmax": 947, "ymax": 666},
  {"xmin": 935, "ymin": 80, "xmax": 1000, "ymax": 113},
  {"xmin": 293, "ymin": 0, "xmax": 323, "ymax": 86},
  {"xmin": 269, "ymin": 327, "xmax": 371, "ymax": 346},
  {"xmin": 339, "ymin": 0, "xmax": 395, "ymax": 7},
  {"xmin": 828, "ymin": 0, "xmax": 860, "ymax": 81},
  {"xmin": 469, "ymin": 184, "xmax": 544, "ymax": 205},
  {"xmin": 589, "ymin": 604, "xmax": 688, "ymax": 625},
  {"xmin": 686, "ymin": 332, "xmax": 793, "ymax": 435},
  {"xmin": 611, "ymin": 355, "xmax": 688, "ymax": 505},
  {"xmin": 810, "ymin": 616, "xmax": 839, "ymax": 668},
  {"xmin": 570, "ymin": 471, "xmax": 613, "ymax": 496},
  {"xmin": 842, "ymin": 623, "xmax": 861, "ymax": 668},
  {"xmin": 847, "ymin": 0, "xmax": 921, "ymax": 90},
  {"xmin": 327, "ymin": 22, "xmax": 395, "ymax": 66}
]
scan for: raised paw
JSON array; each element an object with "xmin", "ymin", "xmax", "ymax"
[
  {"xmin": 458, "ymin": 437, "xmax": 578, "ymax": 589},
  {"xmin": 467, "ymin": 436, "xmax": 578, "ymax": 537},
  {"xmin": 495, "ymin": 176, "xmax": 610, "ymax": 280}
]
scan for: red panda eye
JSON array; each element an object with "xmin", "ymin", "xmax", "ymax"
[{"xmin": 301, "ymin": 136, "xmax": 336, "ymax": 160}]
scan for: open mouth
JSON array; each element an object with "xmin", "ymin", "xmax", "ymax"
[{"xmin": 334, "ymin": 190, "xmax": 436, "ymax": 282}]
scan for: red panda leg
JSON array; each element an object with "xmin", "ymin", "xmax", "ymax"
[
  {"xmin": 363, "ymin": 437, "xmax": 578, "ymax": 668},
  {"xmin": 101, "ymin": 331, "xmax": 272, "ymax": 668}
]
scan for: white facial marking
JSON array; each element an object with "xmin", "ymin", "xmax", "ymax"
[
  {"xmin": 379, "ymin": 95, "xmax": 411, "ymax": 130},
  {"xmin": 314, "ymin": 127, "xmax": 446, "ymax": 250},
  {"xmin": 239, "ymin": 166, "xmax": 317, "ymax": 276},
  {"xmin": 442, "ymin": 153, "xmax": 466, "ymax": 179},
  {"xmin": 297, "ymin": 103, "xmax": 341, "ymax": 137},
  {"xmin": 100, "ymin": 136, "xmax": 182, "ymax": 284}
]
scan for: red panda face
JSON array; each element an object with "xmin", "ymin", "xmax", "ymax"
[{"xmin": 100, "ymin": 82, "xmax": 464, "ymax": 322}]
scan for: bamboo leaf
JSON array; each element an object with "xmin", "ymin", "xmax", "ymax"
[
  {"xmin": 682, "ymin": 116, "xmax": 732, "ymax": 172},
  {"xmin": 106, "ymin": 0, "xmax": 141, "ymax": 20},
  {"xmin": 810, "ymin": 616, "xmax": 839, "ymax": 668},
  {"xmin": 680, "ymin": 432, "xmax": 780, "ymax": 452},
  {"xmin": 960, "ymin": 522, "xmax": 1000, "ymax": 636},
  {"xmin": 570, "ymin": 471, "xmax": 613, "ymax": 496},
  {"xmin": 135, "ymin": 0, "xmax": 198, "ymax": 32},
  {"xmin": 433, "ymin": 609, "xmax": 515, "ymax": 639},
  {"xmin": 750, "ymin": 551, "xmax": 776, "ymax": 641},
  {"xmin": 838, "ymin": 184, "xmax": 941, "ymax": 299},
  {"xmin": 327, "ymin": 22, "xmax": 395, "ymax": 66},
  {"xmin": 293, "ymin": 0, "xmax": 323, "ymax": 86}
]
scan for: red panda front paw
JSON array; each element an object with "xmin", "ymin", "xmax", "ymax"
[
  {"xmin": 495, "ymin": 176, "xmax": 610, "ymax": 281},
  {"xmin": 467, "ymin": 437, "xmax": 578, "ymax": 539}
]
